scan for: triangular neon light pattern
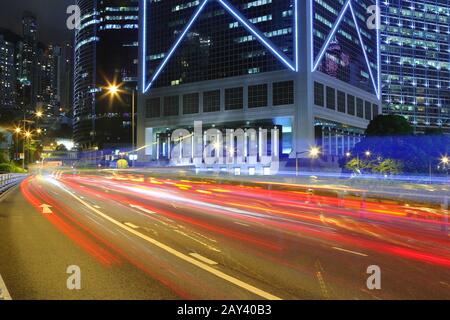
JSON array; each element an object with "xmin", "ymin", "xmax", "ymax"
[
  {"xmin": 142, "ymin": 0, "xmax": 299, "ymax": 94},
  {"xmin": 311, "ymin": 0, "xmax": 381, "ymax": 98}
]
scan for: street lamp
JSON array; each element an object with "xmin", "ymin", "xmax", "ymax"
[
  {"xmin": 106, "ymin": 82, "xmax": 136, "ymax": 167},
  {"xmin": 295, "ymin": 146, "xmax": 321, "ymax": 177},
  {"xmin": 365, "ymin": 150, "xmax": 371, "ymax": 157},
  {"xmin": 23, "ymin": 131, "xmax": 32, "ymax": 168},
  {"xmin": 14, "ymin": 127, "xmax": 21, "ymax": 161},
  {"xmin": 107, "ymin": 84, "xmax": 119, "ymax": 96},
  {"xmin": 441, "ymin": 155, "xmax": 449, "ymax": 166}
]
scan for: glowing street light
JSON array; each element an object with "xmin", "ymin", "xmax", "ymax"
[
  {"xmin": 107, "ymin": 84, "xmax": 120, "ymax": 96},
  {"xmin": 365, "ymin": 150, "xmax": 371, "ymax": 157},
  {"xmin": 441, "ymin": 156, "xmax": 449, "ymax": 165},
  {"xmin": 106, "ymin": 80, "xmax": 136, "ymax": 167},
  {"xmin": 36, "ymin": 128, "xmax": 42, "ymax": 135},
  {"xmin": 296, "ymin": 146, "xmax": 321, "ymax": 176},
  {"xmin": 35, "ymin": 111, "xmax": 43, "ymax": 118},
  {"xmin": 308, "ymin": 146, "xmax": 320, "ymax": 158},
  {"xmin": 15, "ymin": 127, "xmax": 21, "ymax": 134},
  {"xmin": 345, "ymin": 151, "xmax": 351, "ymax": 158}
]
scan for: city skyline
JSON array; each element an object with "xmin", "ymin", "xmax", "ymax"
[
  {"xmin": 0, "ymin": 0, "xmax": 449, "ymax": 305},
  {"xmin": 0, "ymin": 0, "xmax": 73, "ymax": 44}
]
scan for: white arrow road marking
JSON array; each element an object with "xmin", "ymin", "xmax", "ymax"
[
  {"xmin": 0, "ymin": 274, "xmax": 12, "ymax": 300},
  {"xmin": 39, "ymin": 204, "xmax": 53, "ymax": 214},
  {"xmin": 54, "ymin": 182, "xmax": 281, "ymax": 300},
  {"xmin": 189, "ymin": 253, "xmax": 218, "ymax": 265},
  {"xmin": 332, "ymin": 246, "xmax": 368, "ymax": 257}
]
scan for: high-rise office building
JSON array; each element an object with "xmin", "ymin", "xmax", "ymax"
[
  {"xmin": 381, "ymin": 0, "xmax": 450, "ymax": 133},
  {"xmin": 138, "ymin": 0, "xmax": 381, "ymax": 164},
  {"xmin": 0, "ymin": 33, "xmax": 17, "ymax": 110},
  {"xmin": 73, "ymin": 0, "xmax": 139, "ymax": 150},
  {"xmin": 16, "ymin": 11, "xmax": 38, "ymax": 113},
  {"xmin": 34, "ymin": 44, "xmax": 62, "ymax": 120},
  {"xmin": 60, "ymin": 41, "xmax": 74, "ymax": 117}
]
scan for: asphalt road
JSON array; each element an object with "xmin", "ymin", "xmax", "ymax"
[{"xmin": 0, "ymin": 171, "xmax": 449, "ymax": 300}]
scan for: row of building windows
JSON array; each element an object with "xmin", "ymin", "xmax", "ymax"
[
  {"xmin": 314, "ymin": 82, "xmax": 379, "ymax": 121},
  {"xmin": 145, "ymin": 81, "xmax": 294, "ymax": 118}
]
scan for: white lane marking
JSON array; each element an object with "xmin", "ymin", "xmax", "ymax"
[
  {"xmin": 54, "ymin": 181, "xmax": 280, "ymax": 300},
  {"xmin": 39, "ymin": 204, "xmax": 53, "ymax": 214},
  {"xmin": 124, "ymin": 222, "xmax": 139, "ymax": 229},
  {"xmin": 332, "ymin": 246, "xmax": 368, "ymax": 257},
  {"xmin": 0, "ymin": 274, "xmax": 12, "ymax": 300},
  {"xmin": 234, "ymin": 221, "xmax": 250, "ymax": 227},
  {"xmin": 129, "ymin": 204, "xmax": 171, "ymax": 226},
  {"xmin": 93, "ymin": 205, "xmax": 101, "ymax": 209},
  {"xmin": 174, "ymin": 229, "xmax": 221, "ymax": 253},
  {"xmin": 190, "ymin": 253, "xmax": 218, "ymax": 265},
  {"xmin": 130, "ymin": 204, "xmax": 156, "ymax": 214}
]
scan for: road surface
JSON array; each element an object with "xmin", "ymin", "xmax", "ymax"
[{"xmin": 0, "ymin": 170, "xmax": 449, "ymax": 299}]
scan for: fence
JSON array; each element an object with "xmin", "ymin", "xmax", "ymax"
[{"xmin": 0, "ymin": 174, "xmax": 27, "ymax": 195}]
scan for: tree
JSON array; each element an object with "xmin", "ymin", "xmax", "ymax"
[
  {"xmin": 341, "ymin": 116, "xmax": 449, "ymax": 174},
  {"xmin": 365, "ymin": 115, "xmax": 413, "ymax": 136},
  {"xmin": 56, "ymin": 144, "xmax": 68, "ymax": 152},
  {"xmin": 372, "ymin": 159, "xmax": 402, "ymax": 175}
]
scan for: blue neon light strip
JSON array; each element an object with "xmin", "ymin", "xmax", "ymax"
[
  {"xmin": 142, "ymin": 0, "xmax": 298, "ymax": 93},
  {"xmin": 218, "ymin": 0, "xmax": 295, "ymax": 72},
  {"xmin": 348, "ymin": 2, "xmax": 379, "ymax": 97},
  {"xmin": 311, "ymin": 0, "xmax": 380, "ymax": 97},
  {"xmin": 312, "ymin": 0, "xmax": 351, "ymax": 72},
  {"xmin": 294, "ymin": 0, "xmax": 299, "ymax": 71},
  {"xmin": 376, "ymin": 0, "xmax": 381, "ymax": 99},
  {"xmin": 141, "ymin": 0, "xmax": 147, "ymax": 93},
  {"xmin": 144, "ymin": 0, "xmax": 210, "ymax": 93}
]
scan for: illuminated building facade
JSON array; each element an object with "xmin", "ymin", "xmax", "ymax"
[
  {"xmin": 137, "ymin": 0, "xmax": 381, "ymax": 163},
  {"xmin": 74, "ymin": 0, "xmax": 139, "ymax": 150},
  {"xmin": 381, "ymin": 0, "xmax": 450, "ymax": 133},
  {"xmin": 0, "ymin": 34, "xmax": 17, "ymax": 110}
]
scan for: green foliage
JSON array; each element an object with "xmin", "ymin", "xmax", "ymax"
[
  {"xmin": 341, "ymin": 115, "xmax": 449, "ymax": 175},
  {"xmin": 372, "ymin": 159, "xmax": 402, "ymax": 175},
  {"xmin": 117, "ymin": 159, "xmax": 129, "ymax": 169},
  {"xmin": 0, "ymin": 163, "xmax": 27, "ymax": 173},
  {"xmin": 365, "ymin": 115, "xmax": 413, "ymax": 136},
  {"xmin": 345, "ymin": 157, "xmax": 402, "ymax": 176}
]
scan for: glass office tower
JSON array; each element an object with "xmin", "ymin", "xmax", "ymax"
[
  {"xmin": 381, "ymin": 0, "xmax": 450, "ymax": 133},
  {"xmin": 138, "ymin": 0, "xmax": 380, "ymax": 164},
  {"xmin": 74, "ymin": 0, "xmax": 139, "ymax": 150}
]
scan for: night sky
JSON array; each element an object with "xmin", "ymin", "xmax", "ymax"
[{"xmin": 0, "ymin": 0, "xmax": 75, "ymax": 43}]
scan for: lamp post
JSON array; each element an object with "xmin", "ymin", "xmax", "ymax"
[
  {"xmin": 106, "ymin": 83, "xmax": 136, "ymax": 167},
  {"xmin": 441, "ymin": 155, "xmax": 449, "ymax": 180},
  {"xmin": 14, "ymin": 127, "xmax": 21, "ymax": 161},
  {"xmin": 24, "ymin": 131, "xmax": 32, "ymax": 168},
  {"xmin": 295, "ymin": 146, "xmax": 320, "ymax": 177}
]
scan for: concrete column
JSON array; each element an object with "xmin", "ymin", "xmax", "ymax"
[{"xmin": 291, "ymin": 0, "xmax": 315, "ymax": 158}]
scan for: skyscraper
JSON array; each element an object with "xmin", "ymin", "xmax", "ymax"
[
  {"xmin": 17, "ymin": 11, "xmax": 38, "ymax": 112},
  {"xmin": 381, "ymin": 0, "xmax": 450, "ymax": 133},
  {"xmin": 137, "ymin": 0, "xmax": 381, "ymax": 165},
  {"xmin": 73, "ymin": 0, "xmax": 139, "ymax": 150},
  {"xmin": 0, "ymin": 32, "xmax": 17, "ymax": 110}
]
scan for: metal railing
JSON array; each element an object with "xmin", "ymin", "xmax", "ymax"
[{"xmin": 0, "ymin": 173, "xmax": 27, "ymax": 195}]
